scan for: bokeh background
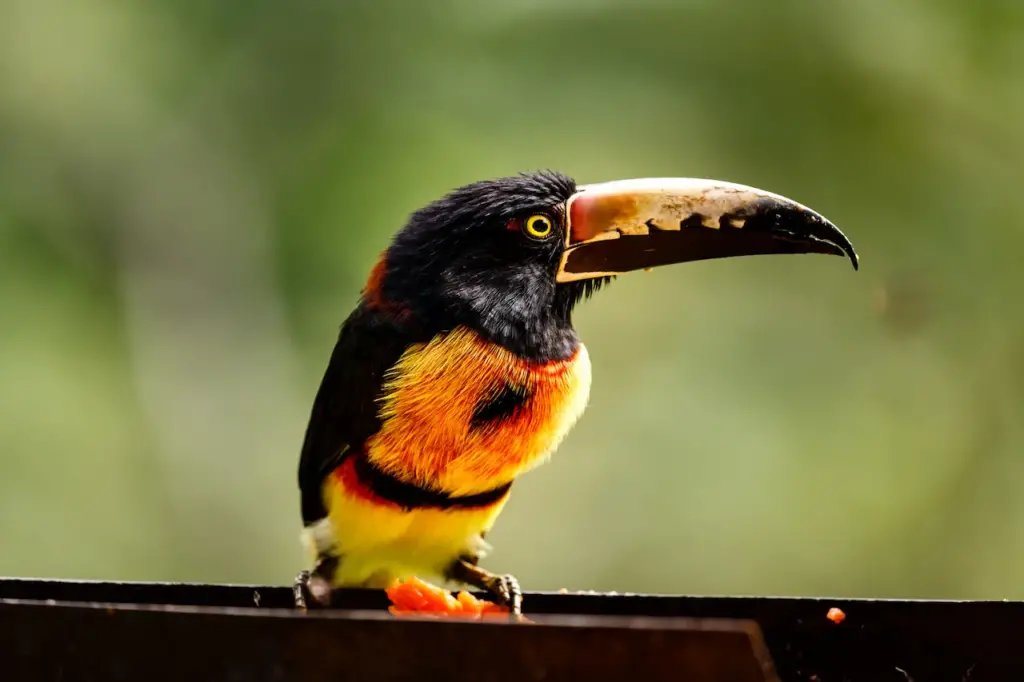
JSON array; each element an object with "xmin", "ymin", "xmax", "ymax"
[{"xmin": 2, "ymin": 0, "xmax": 1023, "ymax": 600}]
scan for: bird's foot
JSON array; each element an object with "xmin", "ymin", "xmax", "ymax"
[
  {"xmin": 293, "ymin": 570, "xmax": 332, "ymax": 610},
  {"xmin": 293, "ymin": 555, "xmax": 338, "ymax": 610},
  {"xmin": 479, "ymin": 572, "xmax": 522, "ymax": 616},
  {"xmin": 446, "ymin": 558, "xmax": 525, "ymax": 620}
]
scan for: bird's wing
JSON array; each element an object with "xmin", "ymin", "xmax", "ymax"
[{"xmin": 297, "ymin": 304, "xmax": 420, "ymax": 525}]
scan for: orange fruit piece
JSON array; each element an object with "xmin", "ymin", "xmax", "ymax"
[
  {"xmin": 826, "ymin": 607, "xmax": 846, "ymax": 624},
  {"xmin": 385, "ymin": 577, "xmax": 511, "ymax": 619}
]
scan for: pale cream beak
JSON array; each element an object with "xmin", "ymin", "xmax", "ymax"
[{"xmin": 556, "ymin": 178, "xmax": 858, "ymax": 283}]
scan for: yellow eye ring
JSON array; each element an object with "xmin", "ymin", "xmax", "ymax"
[{"xmin": 524, "ymin": 214, "xmax": 553, "ymax": 239}]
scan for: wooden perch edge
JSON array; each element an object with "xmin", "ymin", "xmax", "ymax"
[{"xmin": 1, "ymin": 578, "xmax": 1023, "ymax": 681}]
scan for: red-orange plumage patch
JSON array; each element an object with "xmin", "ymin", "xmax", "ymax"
[
  {"xmin": 362, "ymin": 252, "xmax": 387, "ymax": 305},
  {"xmin": 331, "ymin": 453, "xmax": 511, "ymax": 511},
  {"xmin": 334, "ymin": 456, "xmax": 383, "ymax": 507},
  {"xmin": 362, "ymin": 251, "xmax": 410, "ymax": 319}
]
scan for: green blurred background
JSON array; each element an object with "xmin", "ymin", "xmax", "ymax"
[{"xmin": 1, "ymin": 0, "xmax": 1022, "ymax": 600}]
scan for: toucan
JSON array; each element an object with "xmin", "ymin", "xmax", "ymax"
[{"xmin": 294, "ymin": 171, "xmax": 858, "ymax": 615}]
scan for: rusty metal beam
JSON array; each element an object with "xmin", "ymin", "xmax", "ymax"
[{"xmin": 2, "ymin": 578, "xmax": 1022, "ymax": 681}]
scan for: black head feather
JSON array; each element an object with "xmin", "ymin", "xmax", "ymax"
[{"xmin": 378, "ymin": 171, "xmax": 611, "ymax": 361}]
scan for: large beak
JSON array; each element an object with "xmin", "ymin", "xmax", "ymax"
[{"xmin": 557, "ymin": 178, "xmax": 858, "ymax": 283}]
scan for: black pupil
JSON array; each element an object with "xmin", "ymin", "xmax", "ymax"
[{"xmin": 533, "ymin": 218, "xmax": 548, "ymax": 232}]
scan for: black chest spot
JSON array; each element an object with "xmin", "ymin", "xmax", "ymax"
[{"xmin": 470, "ymin": 382, "xmax": 532, "ymax": 431}]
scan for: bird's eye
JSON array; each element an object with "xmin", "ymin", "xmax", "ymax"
[{"xmin": 523, "ymin": 214, "xmax": 553, "ymax": 239}]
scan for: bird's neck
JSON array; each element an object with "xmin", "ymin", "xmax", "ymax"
[
  {"xmin": 468, "ymin": 304, "xmax": 580, "ymax": 363},
  {"xmin": 444, "ymin": 266, "xmax": 588, "ymax": 362},
  {"xmin": 375, "ymin": 253, "xmax": 590, "ymax": 362}
]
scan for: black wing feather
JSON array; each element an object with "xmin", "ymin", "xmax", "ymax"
[{"xmin": 297, "ymin": 304, "xmax": 424, "ymax": 525}]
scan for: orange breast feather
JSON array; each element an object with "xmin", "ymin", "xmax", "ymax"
[{"xmin": 366, "ymin": 327, "xmax": 592, "ymax": 497}]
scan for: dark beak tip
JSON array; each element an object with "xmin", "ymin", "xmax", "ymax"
[
  {"xmin": 811, "ymin": 213, "xmax": 858, "ymax": 272},
  {"xmin": 822, "ymin": 242, "xmax": 858, "ymax": 270},
  {"xmin": 833, "ymin": 240, "xmax": 859, "ymax": 271}
]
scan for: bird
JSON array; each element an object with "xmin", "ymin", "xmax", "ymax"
[{"xmin": 293, "ymin": 171, "xmax": 858, "ymax": 615}]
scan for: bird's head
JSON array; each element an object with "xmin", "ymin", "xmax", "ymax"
[{"xmin": 373, "ymin": 171, "xmax": 858, "ymax": 360}]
